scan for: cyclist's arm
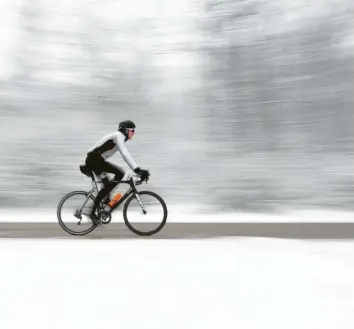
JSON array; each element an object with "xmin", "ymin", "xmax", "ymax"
[{"xmin": 116, "ymin": 132, "xmax": 138, "ymax": 171}]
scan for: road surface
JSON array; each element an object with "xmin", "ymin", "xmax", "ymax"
[{"xmin": 1, "ymin": 223, "xmax": 354, "ymax": 239}]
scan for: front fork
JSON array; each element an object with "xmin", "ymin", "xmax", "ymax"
[{"xmin": 134, "ymin": 192, "xmax": 147, "ymax": 214}]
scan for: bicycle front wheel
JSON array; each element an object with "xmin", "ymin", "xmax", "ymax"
[
  {"xmin": 57, "ymin": 190, "xmax": 98, "ymax": 236},
  {"xmin": 123, "ymin": 191, "xmax": 168, "ymax": 236}
]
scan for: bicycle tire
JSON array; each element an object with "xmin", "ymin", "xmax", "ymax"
[
  {"xmin": 123, "ymin": 190, "xmax": 168, "ymax": 236},
  {"xmin": 57, "ymin": 190, "xmax": 98, "ymax": 236}
]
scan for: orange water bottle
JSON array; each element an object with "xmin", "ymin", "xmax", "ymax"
[{"xmin": 108, "ymin": 193, "xmax": 122, "ymax": 207}]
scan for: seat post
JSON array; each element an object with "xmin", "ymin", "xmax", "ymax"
[{"xmin": 91, "ymin": 174, "xmax": 100, "ymax": 193}]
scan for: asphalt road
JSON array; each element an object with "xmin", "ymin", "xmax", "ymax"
[{"xmin": 1, "ymin": 222, "xmax": 354, "ymax": 239}]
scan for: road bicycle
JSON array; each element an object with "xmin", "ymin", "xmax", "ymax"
[{"xmin": 57, "ymin": 165, "xmax": 168, "ymax": 236}]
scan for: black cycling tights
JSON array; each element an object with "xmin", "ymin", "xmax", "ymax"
[{"xmin": 85, "ymin": 152, "xmax": 125, "ymax": 209}]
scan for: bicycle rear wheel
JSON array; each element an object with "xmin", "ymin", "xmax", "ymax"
[
  {"xmin": 57, "ymin": 191, "xmax": 98, "ymax": 235},
  {"xmin": 123, "ymin": 190, "xmax": 168, "ymax": 236}
]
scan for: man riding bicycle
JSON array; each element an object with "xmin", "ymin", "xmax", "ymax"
[{"xmin": 84, "ymin": 120, "xmax": 150, "ymax": 217}]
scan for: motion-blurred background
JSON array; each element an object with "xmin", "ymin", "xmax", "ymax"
[{"xmin": 0, "ymin": 0, "xmax": 353, "ymax": 213}]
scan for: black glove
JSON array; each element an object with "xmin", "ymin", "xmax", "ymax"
[{"xmin": 134, "ymin": 167, "xmax": 150, "ymax": 181}]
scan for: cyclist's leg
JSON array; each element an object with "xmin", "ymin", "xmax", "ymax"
[
  {"xmin": 96, "ymin": 173, "xmax": 111, "ymax": 203},
  {"xmin": 85, "ymin": 152, "xmax": 124, "ymax": 211},
  {"xmin": 94, "ymin": 160, "xmax": 125, "ymax": 209}
]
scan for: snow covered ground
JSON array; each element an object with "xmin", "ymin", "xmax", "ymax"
[{"xmin": 1, "ymin": 237, "xmax": 354, "ymax": 329}]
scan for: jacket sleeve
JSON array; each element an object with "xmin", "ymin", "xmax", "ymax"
[{"xmin": 115, "ymin": 132, "xmax": 138, "ymax": 170}]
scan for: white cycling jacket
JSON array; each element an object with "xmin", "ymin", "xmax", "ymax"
[{"xmin": 87, "ymin": 131, "xmax": 138, "ymax": 170}]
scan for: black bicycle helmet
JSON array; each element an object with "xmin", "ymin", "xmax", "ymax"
[
  {"xmin": 118, "ymin": 120, "xmax": 136, "ymax": 130},
  {"xmin": 118, "ymin": 120, "xmax": 136, "ymax": 140}
]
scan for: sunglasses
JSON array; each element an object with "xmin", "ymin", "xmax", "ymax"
[{"xmin": 127, "ymin": 128, "xmax": 135, "ymax": 133}]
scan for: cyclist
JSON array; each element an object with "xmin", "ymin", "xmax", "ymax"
[{"xmin": 84, "ymin": 120, "xmax": 150, "ymax": 218}]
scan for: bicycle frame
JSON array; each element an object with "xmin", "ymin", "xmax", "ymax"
[
  {"xmin": 106, "ymin": 178, "xmax": 139, "ymax": 212},
  {"xmin": 78, "ymin": 175, "xmax": 145, "ymax": 215}
]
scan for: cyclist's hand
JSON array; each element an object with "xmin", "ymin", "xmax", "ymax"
[{"xmin": 134, "ymin": 167, "xmax": 150, "ymax": 181}]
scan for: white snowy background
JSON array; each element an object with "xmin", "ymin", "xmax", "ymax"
[{"xmin": 0, "ymin": 0, "xmax": 353, "ymax": 213}]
